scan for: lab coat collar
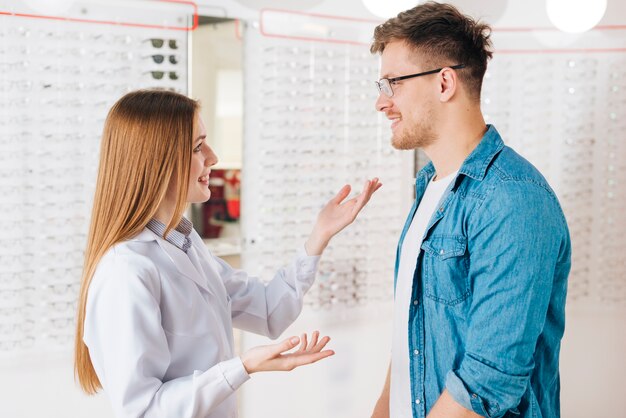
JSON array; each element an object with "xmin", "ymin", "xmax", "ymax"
[
  {"xmin": 130, "ymin": 229, "xmax": 158, "ymax": 242},
  {"xmin": 189, "ymin": 229, "xmax": 210, "ymax": 258},
  {"xmin": 133, "ymin": 227, "xmax": 213, "ymax": 295}
]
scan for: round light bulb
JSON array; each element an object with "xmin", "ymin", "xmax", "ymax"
[
  {"xmin": 362, "ymin": 0, "xmax": 420, "ymax": 19},
  {"xmin": 546, "ymin": 0, "xmax": 607, "ymax": 33}
]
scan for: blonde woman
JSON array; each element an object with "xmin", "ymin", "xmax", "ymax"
[{"xmin": 74, "ymin": 90, "xmax": 381, "ymax": 418}]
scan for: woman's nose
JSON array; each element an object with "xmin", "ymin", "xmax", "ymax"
[{"xmin": 205, "ymin": 146, "xmax": 218, "ymax": 167}]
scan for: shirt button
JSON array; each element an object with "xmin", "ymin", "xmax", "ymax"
[
  {"xmin": 472, "ymin": 393, "xmax": 478, "ymax": 399},
  {"xmin": 415, "ymin": 399, "xmax": 421, "ymax": 404},
  {"xmin": 413, "ymin": 349, "xmax": 419, "ymax": 355},
  {"xmin": 439, "ymin": 249, "xmax": 445, "ymax": 255},
  {"xmin": 439, "ymin": 207, "xmax": 444, "ymax": 212},
  {"xmin": 413, "ymin": 299, "xmax": 418, "ymax": 305}
]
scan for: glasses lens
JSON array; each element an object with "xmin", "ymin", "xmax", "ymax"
[
  {"xmin": 168, "ymin": 39, "xmax": 178, "ymax": 49},
  {"xmin": 149, "ymin": 38, "xmax": 164, "ymax": 48},
  {"xmin": 152, "ymin": 54, "xmax": 164, "ymax": 64},
  {"xmin": 169, "ymin": 72, "xmax": 179, "ymax": 80},
  {"xmin": 168, "ymin": 55, "xmax": 178, "ymax": 64},
  {"xmin": 381, "ymin": 79, "xmax": 392, "ymax": 97},
  {"xmin": 375, "ymin": 80, "xmax": 392, "ymax": 97},
  {"xmin": 150, "ymin": 71, "xmax": 164, "ymax": 80},
  {"xmin": 375, "ymin": 81, "xmax": 382, "ymax": 95}
]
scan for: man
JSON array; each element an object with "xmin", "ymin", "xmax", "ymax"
[{"xmin": 369, "ymin": 2, "xmax": 571, "ymax": 418}]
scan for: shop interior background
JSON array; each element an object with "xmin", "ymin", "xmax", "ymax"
[{"xmin": 0, "ymin": 0, "xmax": 624, "ymax": 417}]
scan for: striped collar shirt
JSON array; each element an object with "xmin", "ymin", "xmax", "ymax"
[{"xmin": 146, "ymin": 217, "xmax": 193, "ymax": 253}]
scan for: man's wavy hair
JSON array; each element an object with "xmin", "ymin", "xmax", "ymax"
[{"xmin": 371, "ymin": 1, "xmax": 493, "ymax": 101}]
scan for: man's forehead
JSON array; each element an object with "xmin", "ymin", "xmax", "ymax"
[{"xmin": 379, "ymin": 42, "xmax": 423, "ymax": 75}]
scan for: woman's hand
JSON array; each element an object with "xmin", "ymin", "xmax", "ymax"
[
  {"xmin": 240, "ymin": 331, "xmax": 334, "ymax": 374},
  {"xmin": 305, "ymin": 178, "xmax": 382, "ymax": 255}
]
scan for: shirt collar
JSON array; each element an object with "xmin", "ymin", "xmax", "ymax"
[
  {"xmin": 457, "ymin": 124, "xmax": 504, "ymax": 181},
  {"xmin": 145, "ymin": 217, "xmax": 193, "ymax": 253},
  {"xmin": 417, "ymin": 124, "xmax": 504, "ymax": 183}
]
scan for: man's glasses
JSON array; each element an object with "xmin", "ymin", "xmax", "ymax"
[{"xmin": 375, "ymin": 64, "xmax": 465, "ymax": 97}]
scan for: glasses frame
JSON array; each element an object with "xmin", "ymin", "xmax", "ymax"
[
  {"xmin": 145, "ymin": 71, "xmax": 179, "ymax": 80},
  {"xmin": 143, "ymin": 54, "xmax": 179, "ymax": 64},
  {"xmin": 375, "ymin": 64, "xmax": 465, "ymax": 97},
  {"xmin": 143, "ymin": 38, "xmax": 179, "ymax": 49}
]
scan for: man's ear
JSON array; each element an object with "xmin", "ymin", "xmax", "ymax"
[{"xmin": 439, "ymin": 67, "xmax": 459, "ymax": 102}]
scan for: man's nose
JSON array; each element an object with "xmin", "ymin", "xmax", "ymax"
[{"xmin": 375, "ymin": 92, "xmax": 392, "ymax": 112}]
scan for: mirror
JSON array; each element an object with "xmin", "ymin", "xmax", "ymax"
[{"xmin": 189, "ymin": 16, "xmax": 243, "ymax": 257}]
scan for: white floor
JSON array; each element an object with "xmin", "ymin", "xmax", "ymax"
[{"xmin": 0, "ymin": 304, "xmax": 623, "ymax": 418}]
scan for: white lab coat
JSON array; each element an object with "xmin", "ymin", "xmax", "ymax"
[{"xmin": 84, "ymin": 227, "xmax": 320, "ymax": 418}]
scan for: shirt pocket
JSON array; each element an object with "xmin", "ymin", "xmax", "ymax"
[{"xmin": 420, "ymin": 234, "xmax": 470, "ymax": 305}]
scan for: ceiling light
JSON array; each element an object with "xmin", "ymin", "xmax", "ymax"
[{"xmin": 546, "ymin": 0, "xmax": 607, "ymax": 33}]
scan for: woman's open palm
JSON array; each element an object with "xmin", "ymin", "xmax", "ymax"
[{"xmin": 316, "ymin": 178, "xmax": 382, "ymax": 238}]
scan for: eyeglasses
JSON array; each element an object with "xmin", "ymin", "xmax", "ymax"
[
  {"xmin": 145, "ymin": 71, "xmax": 179, "ymax": 80},
  {"xmin": 144, "ymin": 38, "xmax": 179, "ymax": 49},
  {"xmin": 375, "ymin": 64, "xmax": 465, "ymax": 97},
  {"xmin": 143, "ymin": 54, "xmax": 179, "ymax": 65}
]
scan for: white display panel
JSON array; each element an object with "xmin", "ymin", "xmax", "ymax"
[
  {"xmin": 239, "ymin": 13, "xmax": 411, "ymax": 418},
  {"xmin": 0, "ymin": 1, "xmax": 189, "ymax": 356},
  {"xmin": 483, "ymin": 53, "xmax": 626, "ymax": 305},
  {"xmin": 241, "ymin": 22, "xmax": 411, "ymax": 316}
]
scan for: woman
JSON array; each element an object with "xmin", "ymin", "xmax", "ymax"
[{"xmin": 74, "ymin": 90, "xmax": 381, "ymax": 417}]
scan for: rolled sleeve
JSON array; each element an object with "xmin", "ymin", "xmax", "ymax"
[
  {"xmin": 446, "ymin": 362, "xmax": 525, "ymax": 417},
  {"xmin": 445, "ymin": 370, "xmax": 473, "ymax": 412}
]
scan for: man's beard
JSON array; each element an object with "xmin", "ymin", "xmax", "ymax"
[{"xmin": 391, "ymin": 115, "xmax": 436, "ymax": 150}]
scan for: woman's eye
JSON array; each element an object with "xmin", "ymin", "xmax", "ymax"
[{"xmin": 194, "ymin": 144, "xmax": 202, "ymax": 152}]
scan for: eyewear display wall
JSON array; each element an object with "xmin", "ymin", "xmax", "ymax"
[
  {"xmin": 1, "ymin": 4, "xmax": 624, "ymax": 361},
  {"xmin": 482, "ymin": 55, "xmax": 626, "ymax": 303},
  {"xmin": 0, "ymin": 10, "xmax": 188, "ymax": 354},
  {"xmin": 241, "ymin": 30, "xmax": 410, "ymax": 315}
]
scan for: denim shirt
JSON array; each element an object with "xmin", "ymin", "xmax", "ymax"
[{"xmin": 395, "ymin": 125, "xmax": 571, "ymax": 418}]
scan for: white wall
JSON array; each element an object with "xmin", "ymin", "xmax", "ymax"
[
  {"xmin": 560, "ymin": 305, "xmax": 626, "ymax": 417},
  {"xmin": 0, "ymin": 352, "xmax": 113, "ymax": 417}
]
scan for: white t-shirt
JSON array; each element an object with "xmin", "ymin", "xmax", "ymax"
[{"xmin": 390, "ymin": 170, "xmax": 458, "ymax": 418}]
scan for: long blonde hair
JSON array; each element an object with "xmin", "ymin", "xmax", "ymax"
[{"xmin": 74, "ymin": 90, "xmax": 199, "ymax": 394}]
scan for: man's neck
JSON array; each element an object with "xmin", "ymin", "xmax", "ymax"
[{"xmin": 423, "ymin": 111, "xmax": 487, "ymax": 179}]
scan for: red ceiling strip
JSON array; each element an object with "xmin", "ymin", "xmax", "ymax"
[
  {"xmin": 259, "ymin": 8, "xmax": 374, "ymax": 46},
  {"xmin": 257, "ymin": 8, "xmax": 626, "ymax": 53},
  {"xmin": 261, "ymin": 7, "xmax": 380, "ymax": 25},
  {"xmin": 0, "ymin": 0, "xmax": 198, "ymax": 31},
  {"xmin": 234, "ymin": 18, "xmax": 242, "ymax": 41}
]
